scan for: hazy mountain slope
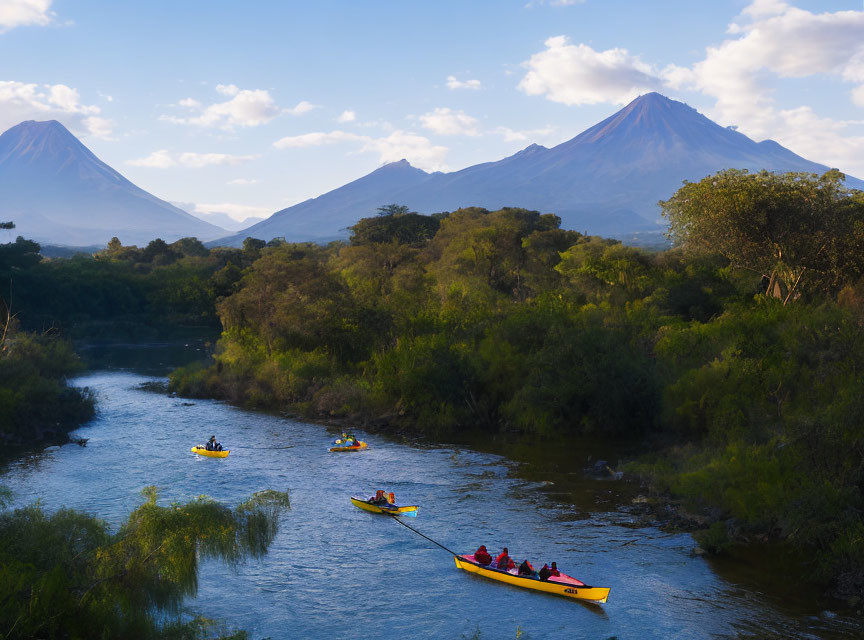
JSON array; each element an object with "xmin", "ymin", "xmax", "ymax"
[
  {"xmin": 393, "ymin": 93, "xmax": 862, "ymax": 232},
  {"xmin": 213, "ymin": 159, "xmax": 432, "ymax": 247},
  {"xmin": 211, "ymin": 93, "xmax": 864, "ymax": 246},
  {"xmin": 0, "ymin": 120, "xmax": 226, "ymax": 246}
]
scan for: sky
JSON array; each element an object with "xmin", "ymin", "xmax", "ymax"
[{"xmin": 1, "ymin": 0, "xmax": 863, "ymax": 222}]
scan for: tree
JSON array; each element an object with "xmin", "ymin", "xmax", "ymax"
[
  {"xmin": 0, "ymin": 222, "xmax": 14, "ymax": 230},
  {"xmin": 349, "ymin": 212, "xmax": 439, "ymax": 246},
  {"xmin": 376, "ymin": 204, "xmax": 411, "ymax": 217},
  {"xmin": 0, "ymin": 486, "xmax": 290, "ymax": 639},
  {"xmin": 661, "ymin": 169, "xmax": 864, "ymax": 303}
]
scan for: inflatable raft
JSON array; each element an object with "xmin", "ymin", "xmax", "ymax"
[
  {"xmin": 454, "ymin": 554, "xmax": 609, "ymax": 604},
  {"xmin": 191, "ymin": 445, "xmax": 230, "ymax": 458},
  {"xmin": 350, "ymin": 496, "xmax": 418, "ymax": 516},
  {"xmin": 329, "ymin": 441, "xmax": 367, "ymax": 452}
]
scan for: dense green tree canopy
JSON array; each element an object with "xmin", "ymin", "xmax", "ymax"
[
  {"xmin": 661, "ymin": 169, "xmax": 864, "ymax": 302},
  {"xmin": 0, "ymin": 487, "xmax": 290, "ymax": 639}
]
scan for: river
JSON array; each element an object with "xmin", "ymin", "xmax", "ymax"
[{"xmin": 1, "ymin": 343, "xmax": 862, "ymax": 639}]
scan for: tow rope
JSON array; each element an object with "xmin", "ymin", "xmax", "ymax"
[{"xmin": 387, "ymin": 514, "xmax": 458, "ymax": 556}]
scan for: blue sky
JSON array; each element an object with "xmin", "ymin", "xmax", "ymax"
[{"xmin": 1, "ymin": 0, "xmax": 863, "ymax": 222}]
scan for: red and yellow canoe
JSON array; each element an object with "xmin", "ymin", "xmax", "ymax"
[
  {"xmin": 454, "ymin": 554, "xmax": 609, "ymax": 604},
  {"xmin": 329, "ymin": 441, "xmax": 367, "ymax": 452},
  {"xmin": 350, "ymin": 496, "xmax": 418, "ymax": 516}
]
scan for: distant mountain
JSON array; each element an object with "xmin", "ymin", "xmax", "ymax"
[
  {"xmin": 0, "ymin": 120, "xmax": 226, "ymax": 247},
  {"xmin": 214, "ymin": 159, "xmax": 432, "ymax": 246},
  {"xmin": 213, "ymin": 93, "xmax": 864, "ymax": 246},
  {"xmin": 194, "ymin": 212, "xmax": 264, "ymax": 232},
  {"xmin": 170, "ymin": 202, "xmax": 264, "ymax": 232}
]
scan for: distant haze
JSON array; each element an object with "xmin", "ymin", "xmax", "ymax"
[{"xmin": 170, "ymin": 202, "xmax": 265, "ymax": 232}]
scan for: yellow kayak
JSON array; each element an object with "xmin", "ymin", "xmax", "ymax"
[
  {"xmin": 329, "ymin": 441, "xmax": 367, "ymax": 452},
  {"xmin": 454, "ymin": 554, "xmax": 609, "ymax": 604},
  {"xmin": 350, "ymin": 496, "xmax": 418, "ymax": 516},
  {"xmin": 191, "ymin": 445, "xmax": 230, "ymax": 458}
]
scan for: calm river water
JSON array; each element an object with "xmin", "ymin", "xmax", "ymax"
[{"xmin": 1, "ymin": 344, "xmax": 862, "ymax": 639}]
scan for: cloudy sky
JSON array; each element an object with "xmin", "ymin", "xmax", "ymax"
[{"xmin": 2, "ymin": 0, "xmax": 863, "ymax": 221}]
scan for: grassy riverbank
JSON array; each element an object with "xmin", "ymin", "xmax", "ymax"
[{"xmin": 170, "ymin": 172, "xmax": 864, "ymax": 600}]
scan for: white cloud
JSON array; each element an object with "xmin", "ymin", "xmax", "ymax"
[
  {"xmin": 274, "ymin": 129, "xmax": 448, "ymax": 171},
  {"xmin": 227, "ymin": 178, "xmax": 261, "ymax": 185},
  {"xmin": 336, "ymin": 109, "xmax": 356, "ymax": 123},
  {"xmin": 161, "ymin": 86, "xmax": 281, "ymax": 129},
  {"xmin": 493, "ymin": 125, "xmax": 555, "ymax": 142},
  {"xmin": 419, "ymin": 107, "xmax": 480, "ymax": 136},
  {"xmin": 83, "ymin": 116, "xmax": 114, "ymax": 139},
  {"xmin": 285, "ymin": 100, "xmax": 316, "ymax": 116},
  {"xmin": 446, "ymin": 75, "xmax": 482, "ymax": 91},
  {"xmin": 670, "ymin": 1, "xmax": 864, "ymax": 175},
  {"xmin": 679, "ymin": 1, "xmax": 864, "ymax": 137},
  {"xmin": 215, "ymin": 84, "xmax": 241, "ymax": 97},
  {"xmin": 273, "ymin": 130, "xmax": 358, "ymax": 149},
  {"xmin": 518, "ymin": 36, "xmax": 663, "ymax": 105},
  {"xmin": 0, "ymin": 0, "xmax": 54, "ymax": 32},
  {"xmin": 128, "ymin": 150, "xmax": 259, "ymax": 169},
  {"xmin": 0, "ymin": 80, "xmax": 114, "ymax": 138}
]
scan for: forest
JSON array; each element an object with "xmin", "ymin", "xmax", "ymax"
[{"xmin": 4, "ymin": 168, "xmax": 864, "ymax": 600}]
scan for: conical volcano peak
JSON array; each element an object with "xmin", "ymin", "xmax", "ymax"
[
  {"xmin": 5, "ymin": 119, "xmax": 79, "ymax": 144},
  {"xmin": 565, "ymin": 91, "xmax": 729, "ymax": 148},
  {"xmin": 0, "ymin": 118, "xmax": 226, "ymax": 246},
  {"xmin": 0, "ymin": 119, "xmax": 94, "ymax": 166}
]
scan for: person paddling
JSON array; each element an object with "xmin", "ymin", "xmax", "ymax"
[
  {"xmin": 495, "ymin": 547, "xmax": 515, "ymax": 571},
  {"xmin": 518, "ymin": 559, "xmax": 537, "ymax": 577},
  {"xmin": 538, "ymin": 563, "xmax": 552, "ymax": 581},
  {"xmin": 474, "ymin": 545, "xmax": 492, "ymax": 565},
  {"xmin": 549, "ymin": 561, "xmax": 560, "ymax": 577},
  {"xmin": 368, "ymin": 489, "xmax": 388, "ymax": 505},
  {"xmin": 205, "ymin": 435, "xmax": 223, "ymax": 451}
]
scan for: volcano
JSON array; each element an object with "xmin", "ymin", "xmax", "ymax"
[
  {"xmin": 0, "ymin": 120, "xmax": 225, "ymax": 247},
  {"xmin": 215, "ymin": 93, "xmax": 863, "ymax": 246}
]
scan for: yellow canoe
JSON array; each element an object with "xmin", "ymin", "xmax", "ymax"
[
  {"xmin": 329, "ymin": 441, "xmax": 367, "ymax": 452},
  {"xmin": 454, "ymin": 554, "xmax": 609, "ymax": 604},
  {"xmin": 191, "ymin": 445, "xmax": 230, "ymax": 458},
  {"xmin": 350, "ymin": 496, "xmax": 418, "ymax": 516}
]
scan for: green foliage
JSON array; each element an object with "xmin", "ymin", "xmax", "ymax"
[
  {"xmin": 0, "ymin": 486, "xmax": 289, "ymax": 639},
  {"xmin": 4, "ymin": 236, "xmax": 253, "ymax": 337},
  {"xmin": 661, "ymin": 169, "xmax": 864, "ymax": 302},
  {"xmin": 0, "ymin": 331, "xmax": 94, "ymax": 447}
]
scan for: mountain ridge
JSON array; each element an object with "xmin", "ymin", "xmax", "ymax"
[{"xmin": 214, "ymin": 93, "xmax": 862, "ymax": 247}]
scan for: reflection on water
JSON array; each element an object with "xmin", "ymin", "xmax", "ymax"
[{"xmin": 1, "ymin": 345, "xmax": 862, "ymax": 639}]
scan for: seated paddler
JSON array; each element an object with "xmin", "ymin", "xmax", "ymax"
[
  {"xmin": 495, "ymin": 547, "xmax": 515, "ymax": 571},
  {"xmin": 473, "ymin": 545, "xmax": 493, "ymax": 565},
  {"xmin": 518, "ymin": 559, "xmax": 537, "ymax": 577},
  {"xmin": 368, "ymin": 489, "xmax": 388, "ymax": 505}
]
